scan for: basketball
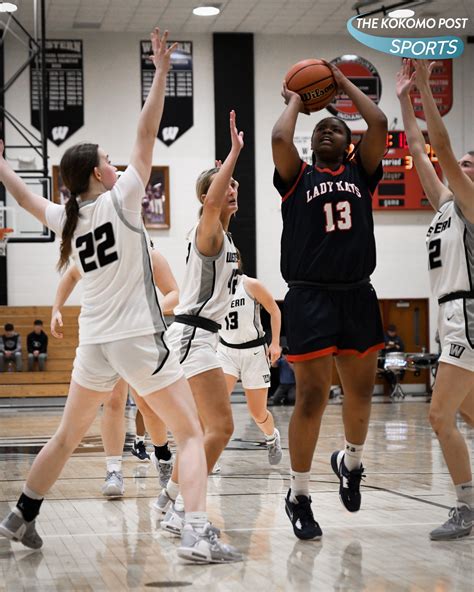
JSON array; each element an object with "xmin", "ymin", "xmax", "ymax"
[{"xmin": 285, "ymin": 59, "xmax": 337, "ymax": 112}]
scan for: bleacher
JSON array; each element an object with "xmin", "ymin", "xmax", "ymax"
[{"xmin": 0, "ymin": 306, "xmax": 79, "ymax": 397}]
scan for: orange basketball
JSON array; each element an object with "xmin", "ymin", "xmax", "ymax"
[{"xmin": 285, "ymin": 59, "xmax": 337, "ymax": 112}]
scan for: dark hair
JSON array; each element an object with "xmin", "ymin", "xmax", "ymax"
[
  {"xmin": 57, "ymin": 143, "xmax": 99, "ymax": 271},
  {"xmin": 387, "ymin": 324, "xmax": 397, "ymax": 332},
  {"xmin": 4, "ymin": 323, "xmax": 14, "ymax": 331},
  {"xmin": 235, "ymin": 247, "xmax": 243, "ymax": 273},
  {"xmin": 34, "ymin": 320, "xmax": 43, "ymax": 326},
  {"xmin": 311, "ymin": 117, "xmax": 353, "ymax": 165},
  {"xmin": 468, "ymin": 151, "xmax": 474, "ymax": 157}
]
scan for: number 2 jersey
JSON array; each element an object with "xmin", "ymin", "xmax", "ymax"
[
  {"xmin": 45, "ymin": 165, "xmax": 167, "ymax": 345},
  {"xmin": 274, "ymin": 156, "xmax": 383, "ymax": 283},
  {"xmin": 173, "ymin": 224, "xmax": 239, "ymax": 325},
  {"xmin": 426, "ymin": 200, "xmax": 474, "ymax": 299}
]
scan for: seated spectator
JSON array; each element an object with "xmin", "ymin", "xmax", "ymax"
[
  {"xmin": 270, "ymin": 347, "xmax": 296, "ymax": 405},
  {"xmin": 381, "ymin": 324, "xmax": 405, "ymax": 393},
  {"xmin": 0, "ymin": 323, "xmax": 23, "ymax": 372},
  {"xmin": 27, "ymin": 320, "xmax": 48, "ymax": 371}
]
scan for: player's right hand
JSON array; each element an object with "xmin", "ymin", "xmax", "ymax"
[{"xmin": 51, "ymin": 310, "xmax": 64, "ymax": 339}]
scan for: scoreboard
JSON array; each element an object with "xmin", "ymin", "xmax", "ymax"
[{"xmin": 353, "ymin": 130, "xmax": 443, "ymax": 211}]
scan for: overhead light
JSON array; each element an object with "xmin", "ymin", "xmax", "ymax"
[
  {"xmin": 388, "ymin": 8, "xmax": 415, "ymax": 17},
  {"xmin": 193, "ymin": 5, "xmax": 220, "ymax": 17},
  {"xmin": 0, "ymin": 1, "xmax": 18, "ymax": 12}
]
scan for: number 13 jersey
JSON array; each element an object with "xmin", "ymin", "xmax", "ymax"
[
  {"xmin": 274, "ymin": 156, "xmax": 383, "ymax": 284},
  {"xmin": 45, "ymin": 165, "xmax": 167, "ymax": 345},
  {"xmin": 426, "ymin": 200, "xmax": 474, "ymax": 300}
]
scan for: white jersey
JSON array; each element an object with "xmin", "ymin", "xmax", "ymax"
[
  {"xmin": 426, "ymin": 200, "xmax": 474, "ymax": 300},
  {"xmin": 219, "ymin": 275, "xmax": 265, "ymax": 344},
  {"xmin": 46, "ymin": 166, "xmax": 167, "ymax": 345},
  {"xmin": 174, "ymin": 224, "xmax": 238, "ymax": 324}
]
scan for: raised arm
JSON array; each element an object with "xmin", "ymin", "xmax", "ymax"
[
  {"xmin": 244, "ymin": 277, "xmax": 282, "ymax": 365},
  {"xmin": 271, "ymin": 83, "xmax": 305, "ymax": 184},
  {"xmin": 328, "ymin": 63, "xmax": 387, "ymax": 175},
  {"xmin": 396, "ymin": 59, "xmax": 452, "ymax": 211},
  {"xmin": 196, "ymin": 110, "xmax": 243, "ymax": 256},
  {"xmin": 151, "ymin": 250, "xmax": 179, "ymax": 315},
  {"xmin": 51, "ymin": 265, "xmax": 82, "ymax": 339},
  {"xmin": 0, "ymin": 140, "xmax": 50, "ymax": 226},
  {"xmin": 130, "ymin": 29, "xmax": 177, "ymax": 186},
  {"xmin": 414, "ymin": 59, "xmax": 474, "ymax": 222}
]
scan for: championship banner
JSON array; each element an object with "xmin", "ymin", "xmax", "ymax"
[
  {"xmin": 327, "ymin": 55, "xmax": 381, "ymax": 121},
  {"xmin": 30, "ymin": 40, "xmax": 84, "ymax": 146},
  {"xmin": 409, "ymin": 59, "xmax": 453, "ymax": 120},
  {"xmin": 141, "ymin": 40, "xmax": 193, "ymax": 146}
]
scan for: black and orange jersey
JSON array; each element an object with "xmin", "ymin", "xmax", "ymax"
[{"xmin": 274, "ymin": 156, "xmax": 383, "ymax": 283}]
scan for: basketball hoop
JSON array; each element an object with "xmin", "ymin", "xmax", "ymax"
[{"xmin": 0, "ymin": 228, "xmax": 13, "ymax": 257}]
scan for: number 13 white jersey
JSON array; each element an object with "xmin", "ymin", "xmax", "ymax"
[
  {"xmin": 426, "ymin": 200, "xmax": 474, "ymax": 300},
  {"xmin": 45, "ymin": 165, "xmax": 167, "ymax": 345}
]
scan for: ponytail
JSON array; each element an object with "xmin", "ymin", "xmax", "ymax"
[
  {"xmin": 56, "ymin": 142, "xmax": 99, "ymax": 271},
  {"xmin": 57, "ymin": 196, "xmax": 80, "ymax": 272}
]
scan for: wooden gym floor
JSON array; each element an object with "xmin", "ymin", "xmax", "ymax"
[{"xmin": 0, "ymin": 400, "xmax": 472, "ymax": 591}]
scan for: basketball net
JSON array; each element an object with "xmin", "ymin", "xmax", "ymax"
[{"xmin": 0, "ymin": 228, "xmax": 13, "ymax": 257}]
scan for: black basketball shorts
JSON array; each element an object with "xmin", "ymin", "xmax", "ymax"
[{"xmin": 284, "ymin": 283, "xmax": 384, "ymax": 362}]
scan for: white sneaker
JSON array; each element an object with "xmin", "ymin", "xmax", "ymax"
[
  {"xmin": 153, "ymin": 488, "xmax": 174, "ymax": 514},
  {"xmin": 152, "ymin": 454, "xmax": 174, "ymax": 489},
  {"xmin": 178, "ymin": 523, "xmax": 242, "ymax": 564},
  {"xmin": 267, "ymin": 428, "xmax": 283, "ymax": 465},
  {"xmin": 161, "ymin": 504, "xmax": 185, "ymax": 536},
  {"xmin": 102, "ymin": 471, "xmax": 124, "ymax": 498}
]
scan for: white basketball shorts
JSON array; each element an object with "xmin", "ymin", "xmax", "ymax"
[
  {"xmin": 72, "ymin": 332, "xmax": 184, "ymax": 396},
  {"xmin": 217, "ymin": 343, "xmax": 271, "ymax": 390},
  {"xmin": 438, "ymin": 298, "xmax": 474, "ymax": 373},
  {"xmin": 166, "ymin": 322, "xmax": 222, "ymax": 379}
]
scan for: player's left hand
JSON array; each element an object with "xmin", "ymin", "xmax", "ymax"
[
  {"xmin": 396, "ymin": 58, "xmax": 416, "ymax": 98},
  {"xmin": 268, "ymin": 343, "xmax": 282, "ymax": 366},
  {"xmin": 412, "ymin": 59, "xmax": 436, "ymax": 86},
  {"xmin": 326, "ymin": 61, "xmax": 346, "ymax": 91}
]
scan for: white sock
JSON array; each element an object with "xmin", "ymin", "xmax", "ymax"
[
  {"xmin": 166, "ymin": 479, "xmax": 180, "ymax": 501},
  {"xmin": 23, "ymin": 485, "xmax": 43, "ymax": 500},
  {"xmin": 344, "ymin": 440, "xmax": 363, "ymax": 471},
  {"xmin": 174, "ymin": 493, "xmax": 185, "ymax": 512},
  {"xmin": 185, "ymin": 511, "xmax": 208, "ymax": 531},
  {"xmin": 135, "ymin": 434, "xmax": 146, "ymax": 445},
  {"xmin": 265, "ymin": 429, "xmax": 277, "ymax": 442},
  {"xmin": 290, "ymin": 469, "xmax": 310, "ymax": 502},
  {"xmin": 106, "ymin": 456, "xmax": 122, "ymax": 473},
  {"xmin": 456, "ymin": 481, "xmax": 473, "ymax": 507}
]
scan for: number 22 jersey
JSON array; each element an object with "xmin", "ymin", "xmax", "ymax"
[
  {"xmin": 274, "ymin": 156, "xmax": 383, "ymax": 284},
  {"xmin": 45, "ymin": 165, "xmax": 167, "ymax": 345}
]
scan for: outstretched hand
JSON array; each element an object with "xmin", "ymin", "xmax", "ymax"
[
  {"xmin": 230, "ymin": 110, "xmax": 244, "ymax": 152},
  {"xmin": 326, "ymin": 61, "xmax": 346, "ymax": 91},
  {"xmin": 150, "ymin": 28, "xmax": 177, "ymax": 73},
  {"xmin": 413, "ymin": 59, "xmax": 436, "ymax": 87},
  {"xmin": 396, "ymin": 58, "xmax": 416, "ymax": 98}
]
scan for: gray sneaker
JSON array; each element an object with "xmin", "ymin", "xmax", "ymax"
[
  {"xmin": 102, "ymin": 471, "xmax": 124, "ymax": 498},
  {"xmin": 153, "ymin": 488, "xmax": 174, "ymax": 514},
  {"xmin": 0, "ymin": 509, "xmax": 43, "ymax": 550},
  {"xmin": 267, "ymin": 428, "xmax": 283, "ymax": 465},
  {"xmin": 152, "ymin": 454, "xmax": 174, "ymax": 488},
  {"xmin": 178, "ymin": 523, "xmax": 242, "ymax": 564},
  {"xmin": 430, "ymin": 504, "xmax": 473, "ymax": 541},
  {"xmin": 161, "ymin": 504, "xmax": 185, "ymax": 536}
]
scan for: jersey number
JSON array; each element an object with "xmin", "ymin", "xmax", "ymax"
[
  {"xmin": 428, "ymin": 238, "xmax": 442, "ymax": 269},
  {"xmin": 76, "ymin": 222, "xmax": 118, "ymax": 273},
  {"xmin": 224, "ymin": 311, "xmax": 239, "ymax": 331},
  {"xmin": 323, "ymin": 201, "xmax": 352, "ymax": 233},
  {"xmin": 228, "ymin": 269, "xmax": 239, "ymax": 295}
]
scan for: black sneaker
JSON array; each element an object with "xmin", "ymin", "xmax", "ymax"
[
  {"xmin": 285, "ymin": 490, "xmax": 322, "ymax": 540},
  {"xmin": 131, "ymin": 440, "xmax": 150, "ymax": 461},
  {"xmin": 331, "ymin": 450, "xmax": 365, "ymax": 512}
]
